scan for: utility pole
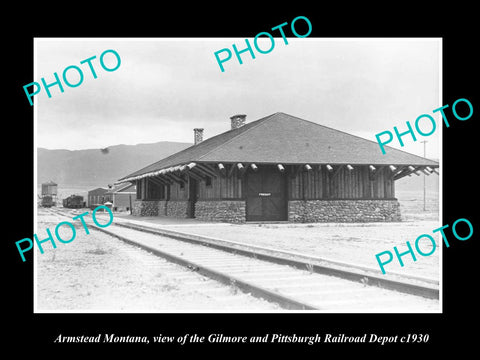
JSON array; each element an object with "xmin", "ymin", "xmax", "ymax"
[{"xmin": 421, "ymin": 140, "xmax": 427, "ymax": 211}]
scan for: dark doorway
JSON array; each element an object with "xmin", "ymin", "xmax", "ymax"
[
  {"xmin": 187, "ymin": 177, "xmax": 198, "ymax": 218},
  {"xmin": 245, "ymin": 166, "xmax": 287, "ymax": 221}
]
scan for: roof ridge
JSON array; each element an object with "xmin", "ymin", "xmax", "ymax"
[{"xmin": 197, "ymin": 112, "xmax": 279, "ymax": 162}]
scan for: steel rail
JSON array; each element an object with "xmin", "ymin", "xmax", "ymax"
[
  {"xmin": 45, "ymin": 208, "xmax": 318, "ymax": 310},
  {"xmin": 113, "ymin": 221, "xmax": 439, "ymax": 300}
]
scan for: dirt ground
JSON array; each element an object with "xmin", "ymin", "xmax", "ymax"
[{"xmin": 35, "ymin": 210, "xmax": 279, "ymax": 312}]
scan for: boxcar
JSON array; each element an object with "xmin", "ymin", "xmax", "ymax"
[{"xmin": 62, "ymin": 195, "xmax": 86, "ymax": 209}]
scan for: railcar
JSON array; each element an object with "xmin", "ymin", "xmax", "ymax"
[{"xmin": 62, "ymin": 195, "xmax": 86, "ymax": 209}]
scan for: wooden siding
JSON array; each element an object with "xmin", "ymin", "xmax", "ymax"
[
  {"xmin": 288, "ymin": 165, "xmax": 395, "ymax": 200},
  {"xmin": 169, "ymin": 181, "xmax": 188, "ymax": 200},
  {"xmin": 137, "ymin": 164, "xmax": 395, "ymax": 202},
  {"xmin": 136, "ymin": 179, "xmax": 144, "ymax": 200},
  {"xmin": 197, "ymin": 169, "xmax": 243, "ymax": 199},
  {"xmin": 139, "ymin": 165, "xmax": 243, "ymax": 201},
  {"xmin": 146, "ymin": 178, "xmax": 165, "ymax": 199}
]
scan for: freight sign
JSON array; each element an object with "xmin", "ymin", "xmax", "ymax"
[{"xmin": 16, "ymin": 205, "xmax": 114, "ymax": 262}]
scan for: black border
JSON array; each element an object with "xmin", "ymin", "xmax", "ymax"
[{"xmin": 7, "ymin": 5, "xmax": 479, "ymax": 355}]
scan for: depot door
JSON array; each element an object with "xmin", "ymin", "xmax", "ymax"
[{"xmin": 245, "ymin": 166, "xmax": 287, "ymax": 221}]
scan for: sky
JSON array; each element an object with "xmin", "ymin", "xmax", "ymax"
[{"xmin": 35, "ymin": 37, "xmax": 441, "ymax": 160}]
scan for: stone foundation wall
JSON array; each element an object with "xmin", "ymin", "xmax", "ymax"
[
  {"xmin": 132, "ymin": 200, "xmax": 159, "ymax": 216},
  {"xmin": 166, "ymin": 200, "xmax": 188, "ymax": 218},
  {"xmin": 134, "ymin": 199, "xmax": 401, "ymax": 223},
  {"xmin": 288, "ymin": 199, "xmax": 401, "ymax": 223},
  {"xmin": 195, "ymin": 200, "xmax": 246, "ymax": 223},
  {"xmin": 157, "ymin": 200, "xmax": 168, "ymax": 216}
]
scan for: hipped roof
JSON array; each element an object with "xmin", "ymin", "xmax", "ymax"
[{"xmin": 118, "ymin": 112, "xmax": 438, "ymax": 182}]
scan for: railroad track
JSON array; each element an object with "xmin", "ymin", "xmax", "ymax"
[{"xmin": 46, "ymin": 208, "xmax": 440, "ymax": 312}]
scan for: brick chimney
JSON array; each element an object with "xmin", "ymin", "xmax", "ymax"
[
  {"xmin": 230, "ymin": 114, "xmax": 246, "ymax": 130},
  {"xmin": 194, "ymin": 128, "xmax": 204, "ymax": 145}
]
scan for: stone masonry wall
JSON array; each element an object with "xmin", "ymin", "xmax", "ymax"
[
  {"xmin": 195, "ymin": 200, "xmax": 246, "ymax": 223},
  {"xmin": 132, "ymin": 200, "xmax": 159, "ymax": 216},
  {"xmin": 157, "ymin": 200, "xmax": 168, "ymax": 216},
  {"xmin": 166, "ymin": 200, "xmax": 188, "ymax": 218},
  {"xmin": 288, "ymin": 199, "xmax": 402, "ymax": 223},
  {"xmin": 133, "ymin": 199, "xmax": 400, "ymax": 223}
]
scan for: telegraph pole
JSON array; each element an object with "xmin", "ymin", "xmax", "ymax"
[{"xmin": 421, "ymin": 140, "xmax": 427, "ymax": 211}]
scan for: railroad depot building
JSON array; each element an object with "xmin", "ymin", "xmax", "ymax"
[{"xmin": 116, "ymin": 112, "xmax": 438, "ymax": 223}]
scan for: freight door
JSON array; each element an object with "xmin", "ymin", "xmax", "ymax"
[{"xmin": 246, "ymin": 166, "xmax": 287, "ymax": 221}]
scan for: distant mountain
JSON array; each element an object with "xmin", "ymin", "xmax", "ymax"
[{"xmin": 37, "ymin": 141, "xmax": 192, "ymax": 188}]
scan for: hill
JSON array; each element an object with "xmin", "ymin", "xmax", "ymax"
[{"xmin": 37, "ymin": 141, "xmax": 192, "ymax": 188}]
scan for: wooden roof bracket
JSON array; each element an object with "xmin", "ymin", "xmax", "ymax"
[
  {"xmin": 186, "ymin": 170, "xmax": 205, "ymax": 182},
  {"xmin": 227, "ymin": 163, "xmax": 238, "ymax": 178},
  {"xmin": 163, "ymin": 172, "xmax": 185, "ymax": 185},
  {"xmin": 196, "ymin": 163, "xmax": 220, "ymax": 178},
  {"xmin": 149, "ymin": 176, "xmax": 170, "ymax": 187},
  {"xmin": 236, "ymin": 163, "xmax": 247, "ymax": 178},
  {"xmin": 408, "ymin": 165, "xmax": 421, "ymax": 176},
  {"xmin": 371, "ymin": 165, "xmax": 385, "ymax": 180},
  {"xmin": 393, "ymin": 166, "xmax": 416, "ymax": 180},
  {"xmin": 217, "ymin": 163, "xmax": 227, "ymax": 177},
  {"xmin": 331, "ymin": 165, "xmax": 344, "ymax": 179},
  {"xmin": 188, "ymin": 165, "xmax": 212, "ymax": 180}
]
